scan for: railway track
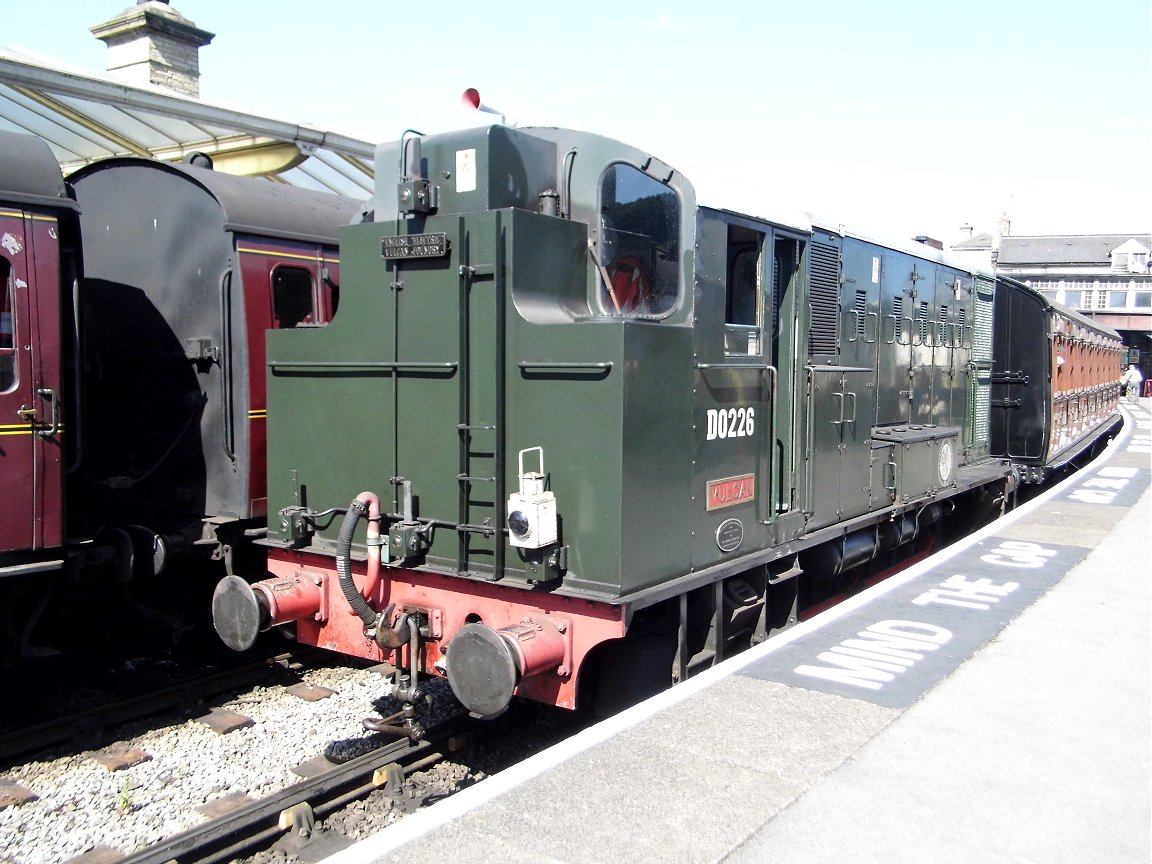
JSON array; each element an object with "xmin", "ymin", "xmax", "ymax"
[
  {"xmin": 0, "ymin": 644, "xmax": 497, "ymax": 864},
  {"xmin": 114, "ymin": 715, "xmax": 476, "ymax": 864},
  {"xmin": 0, "ymin": 650, "xmax": 317, "ymax": 767}
]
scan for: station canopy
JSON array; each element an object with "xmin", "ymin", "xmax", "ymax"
[{"xmin": 0, "ymin": 49, "xmax": 375, "ymax": 200}]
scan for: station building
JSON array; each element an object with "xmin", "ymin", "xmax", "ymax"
[{"xmin": 952, "ymin": 221, "xmax": 1152, "ymax": 385}]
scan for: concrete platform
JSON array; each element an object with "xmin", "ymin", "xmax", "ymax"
[{"xmin": 324, "ymin": 400, "xmax": 1151, "ymax": 864}]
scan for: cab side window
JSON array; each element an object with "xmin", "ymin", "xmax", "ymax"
[
  {"xmin": 727, "ymin": 248, "xmax": 759, "ymax": 327},
  {"xmin": 272, "ymin": 266, "xmax": 315, "ymax": 328},
  {"xmin": 0, "ymin": 257, "xmax": 15, "ymax": 392},
  {"xmin": 722, "ymin": 224, "xmax": 766, "ymax": 356},
  {"xmin": 597, "ymin": 164, "xmax": 679, "ymax": 316}
]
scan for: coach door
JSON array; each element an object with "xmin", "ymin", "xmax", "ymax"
[
  {"xmin": 0, "ymin": 207, "xmax": 63, "ymax": 553},
  {"xmin": 0, "ymin": 233, "xmax": 34, "ymax": 551}
]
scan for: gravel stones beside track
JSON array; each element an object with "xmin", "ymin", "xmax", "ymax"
[{"xmin": 0, "ymin": 660, "xmax": 463, "ymax": 864}]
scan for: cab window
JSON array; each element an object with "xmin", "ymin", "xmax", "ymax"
[
  {"xmin": 597, "ymin": 164, "xmax": 679, "ymax": 316},
  {"xmin": 0, "ymin": 257, "xmax": 15, "ymax": 392},
  {"xmin": 272, "ymin": 266, "xmax": 315, "ymax": 328},
  {"xmin": 724, "ymin": 224, "xmax": 763, "ymax": 356}
]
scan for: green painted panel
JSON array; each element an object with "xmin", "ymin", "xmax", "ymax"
[
  {"xmin": 806, "ymin": 367, "xmax": 844, "ymax": 531},
  {"xmin": 878, "ymin": 253, "xmax": 913, "ymax": 425},
  {"xmin": 839, "ymin": 367, "xmax": 875, "ymax": 519},
  {"xmin": 839, "ymin": 241, "xmax": 880, "ymax": 401},
  {"xmin": 265, "ymin": 222, "xmax": 403, "ymax": 546},
  {"xmin": 690, "ymin": 364, "xmax": 773, "ymax": 573},
  {"xmin": 620, "ymin": 325, "xmax": 695, "ymax": 593}
]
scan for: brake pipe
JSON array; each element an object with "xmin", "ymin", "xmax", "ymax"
[{"xmin": 336, "ymin": 491, "xmax": 383, "ymax": 628}]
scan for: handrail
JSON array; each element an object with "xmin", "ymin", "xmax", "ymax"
[
  {"xmin": 695, "ymin": 362, "xmax": 770, "ymax": 370},
  {"xmin": 219, "ymin": 270, "xmax": 235, "ymax": 463},
  {"xmin": 268, "ymin": 361, "xmax": 458, "ymax": 371},
  {"xmin": 519, "ymin": 361, "xmax": 613, "ymax": 371},
  {"xmin": 35, "ymin": 388, "xmax": 59, "ymax": 438}
]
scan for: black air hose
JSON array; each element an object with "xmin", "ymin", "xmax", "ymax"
[{"xmin": 336, "ymin": 499, "xmax": 378, "ymax": 628}]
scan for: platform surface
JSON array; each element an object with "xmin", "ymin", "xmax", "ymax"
[{"xmin": 324, "ymin": 400, "xmax": 1151, "ymax": 864}]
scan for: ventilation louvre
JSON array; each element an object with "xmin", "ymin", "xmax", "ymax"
[
  {"xmin": 917, "ymin": 301, "xmax": 930, "ymax": 342},
  {"xmin": 972, "ymin": 278, "xmax": 995, "ymax": 362},
  {"xmin": 808, "ymin": 241, "xmax": 840, "ymax": 356},
  {"xmin": 854, "ymin": 290, "xmax": 868, "ymax": 337},
  {"xmin": 971, "ymin": 374, "xmax": 990, "ymax": 443}
]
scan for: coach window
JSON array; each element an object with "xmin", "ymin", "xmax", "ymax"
[
  {"xmin": 272, "ymin": 266, "xmax": 315, "ymax": 328},
  {"xmin": 596, "ymin": 163, "xmax": 679, "ymax": 316},
  {"xmin": 0, "ymin": 257, "xmax": 14, "ymax": 392}
]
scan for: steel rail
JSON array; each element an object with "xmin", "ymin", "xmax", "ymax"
[{"xmin": 114, "ymin": 717, "xmax": 472, "ymax": 864}]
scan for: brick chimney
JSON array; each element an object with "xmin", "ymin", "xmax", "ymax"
[
  {"xmin": 992, "ymin": 212, "xmax": 1011, "ymax": 251},
  {"xmin": 91, "ymin": 1, "xmax": 214, "ymax": 97}
]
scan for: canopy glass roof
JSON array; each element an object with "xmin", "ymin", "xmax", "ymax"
[{"xmin": 0, "ymin": 50, "xmax": 374, "ymax": 200}]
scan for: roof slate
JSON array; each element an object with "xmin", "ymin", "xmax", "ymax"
[
  {"xmin": 951, "ymin": 232, "xmax": 994, "ymax": 250},
  {"xmin": 997, "ymin": 234, "xmax": 1152, "ymax": 265}
]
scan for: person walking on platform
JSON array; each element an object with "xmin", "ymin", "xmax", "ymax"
[{"xmin": 1121, "ymin": 364, "xmax": 1143, "ymax": 400}]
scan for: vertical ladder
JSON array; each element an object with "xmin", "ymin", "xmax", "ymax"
[{"xmin": 455, "ymin": 213, "xmax": 506, "ymax": 580}]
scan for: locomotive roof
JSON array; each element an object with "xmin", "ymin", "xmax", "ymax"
[
  {"xmin": 68, "ymin": 157, "xmax": 363, "ymax": 245},
  {"xmin": 690, "ymin": 163, "xmax": 992, "ymax": 276},
  {"xmin": 808, "ymin": 218, "xmax": 1000, "ymax": 277},
  {"xmin": 0, "ymin": 129, "xmax": 78, "ymax": 211}
]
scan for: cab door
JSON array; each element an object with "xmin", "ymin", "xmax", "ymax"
[
  {"xmin": 691, "ymin": 216, "xmax": 775, "ymax": 570},
  {"xmin": 0, "ymin": 208, "xmax": 63, "ymax": 552}
]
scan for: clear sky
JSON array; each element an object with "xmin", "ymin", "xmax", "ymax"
[{"xmin": 4, "ymin": 0, "xmax": 1149, "ymax": 245}]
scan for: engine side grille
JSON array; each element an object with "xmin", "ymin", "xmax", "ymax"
[
  {"xmin": 808, "ymin": 241, "xmax": 840, "ymax": 356},
  {"xmin": 972, "ymin": 277, "xmax": 995, "ymax": 362}
]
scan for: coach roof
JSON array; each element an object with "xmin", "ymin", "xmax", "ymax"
[
  {"xmin": 68, "ymin": 157, "xmax": 363, "ymax": 245},
  {"xmin": 0, "ymin": 129, "xmax": 77, "ymax": 211}
]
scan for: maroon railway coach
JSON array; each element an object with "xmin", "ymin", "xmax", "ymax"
[
  {"xmin": 1, "ymin": 133, "xmax": 362, "ymax": 657},
  {"xmin": 0, "ymin": 131, "xmax": 76, "ymax": 560}
]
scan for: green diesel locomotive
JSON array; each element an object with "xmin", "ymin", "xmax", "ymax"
[{"xmin": 210, "ymin": 122, "xmax": 1115, "ymax": 724}]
